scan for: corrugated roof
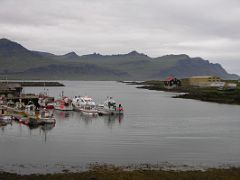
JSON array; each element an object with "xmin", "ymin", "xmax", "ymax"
[{"xmin": 165, "ymin": 76, "xmax": 174, "ymax": 81}]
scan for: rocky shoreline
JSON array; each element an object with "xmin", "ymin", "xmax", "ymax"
[{"xmin": 128, "ymin": 81, "xmax": 240, "ymax": 105}]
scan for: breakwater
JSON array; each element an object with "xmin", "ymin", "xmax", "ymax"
[{"xmin": 0, "ymin": 81, "xmax": 64, "ymax": 87}]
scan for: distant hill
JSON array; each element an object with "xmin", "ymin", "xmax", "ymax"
[{"xmin": 0, "ymin": 38, "xmax": 238, "ymax": 80}]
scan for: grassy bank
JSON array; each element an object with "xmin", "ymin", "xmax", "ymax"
[
  {"xmin": 136, "ymin": 80, "xmax": 240, "ymax": 105},
  {"xmin": 1, "ymin": 168, "xmax": 240, "ymax": 180}
]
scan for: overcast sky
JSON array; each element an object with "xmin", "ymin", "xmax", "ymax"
[{"xmin": 0, "ymin": 0, "xmax": 240, "ymax": 74}]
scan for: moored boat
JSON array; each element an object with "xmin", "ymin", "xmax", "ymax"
[
  {"xmin": 0, "ymin": 115, "xmax": 13, "ymax": 125},
  {"xmin": 72, "ymin": 96, "xmax": 98, "ymax": 116},
  {"xmin": 54, "ymin": 97, "xmax": 73, "ymax": 111},
  {"xmin": 37, "ymin": 108, "xmax": 56, "ymax": 124},
  {"xmin": 19, "ymin": 109, "xmax": 56, "ymax": 127},
  {"xmin": 97, "ymin": 97, "xmax": 124, "ymax": 115},
  {"xmin": 19, "ymin": 116, "xmax": 30, "ymax": 125},
  {"xmin": 38, "ymin": 96, "xmax": 55, "ymax": 109},
  {"xmin": 25, "ymin": 101, "xmax": 36, "ymax": 116}
]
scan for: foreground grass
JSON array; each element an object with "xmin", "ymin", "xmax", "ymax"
[{"xmin": 1, "ymin": 168, "xmax": 240, "ymax": 180}]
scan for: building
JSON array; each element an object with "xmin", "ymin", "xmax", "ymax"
[
  {"xmin": 185, "ymin": 76, "xmax": 223, "ymax": 87},
  {"xmin": 0, "ymin": 83, "xmax": 23, "ymax": 98},
  {"xmin": 164, "ymin": 76, "xmax": 181, "ymax": 89}
]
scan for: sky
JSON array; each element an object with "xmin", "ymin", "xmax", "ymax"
[{"xmin": 0, "ymin": 0, "xmax": 240, "ymax": 74}]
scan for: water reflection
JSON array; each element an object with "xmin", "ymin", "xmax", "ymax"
[
  {"xmin": 79, "ymin": 114, "xmax": 98, "ymax": 125},
  {"xmin": 26, "ymin": 123, "xmax": 56, "ymax": 143},
  {"xmin": 73, "ymin": 111, "xmax": 124, "ymax": 127},
  {"xmin": 54, "ymin": 111, "xmax": 74, "ymax": 120},
  {"xmin": 41, "ymin": 123, "xmax": 55, "ymax": 131},
  {"xmin": 54, "ymin": 110, "xmax": 124, "ymax": 127},
  {"xmin": 101, "ymin": 114, "xmax": 124, "ymax": 128},
  {"xmin": 0, "ymin": 125, "xmax": 6, "ymax": 132},
  {"xmin": 40, "ymin": 124, "xmax": 55, "ymax": 143},
  {"xmin": 0, "ymin": 121, "xmax": 13, "ymax": 132}
]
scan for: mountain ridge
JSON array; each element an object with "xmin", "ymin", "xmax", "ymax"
[{"xmin": 0, "ymin": 38, "xmax": 238, "ymax": 80}]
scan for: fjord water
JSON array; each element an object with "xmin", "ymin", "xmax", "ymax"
[{"xmin": 1, "ymin": 81, "xmax": 240, "ymax": 174}]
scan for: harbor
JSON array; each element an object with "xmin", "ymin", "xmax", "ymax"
[
  {"xmin": 1, "ymin": 81, "xmax": 240, "ymax": 175},
  {"xmin": 0, "ymin": 81, "xmax": 124, "ymax": 130},
  {"xmin": 1, "ymin": 0, "xmax": 240, "ymax": 178}
]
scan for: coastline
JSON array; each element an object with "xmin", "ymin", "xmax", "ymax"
[
  {"xmin": 1, "ymin": 166, "xmax": 240, "ymax": 180},
  {"xmin": 129, "ymin": 81, "xmax": 240, "ymax": 105}
]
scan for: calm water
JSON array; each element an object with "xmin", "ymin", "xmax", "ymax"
[{"xmin": 1, "ymin": 81, "xmax": 240, "ymax": 174}]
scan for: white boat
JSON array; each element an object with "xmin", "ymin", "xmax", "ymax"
[
  {"xmin": 54, "ymin": 97, "xmax": 73, "ymax": 111},
  {"xmin": 72, "ymin": 96, "xmax": 98, "ymax": 116},
  {"xmin": 0, "ymin": 115, "xmax": 13, "ymax": 125},
  {"xmin": 97, "ymin": 97, "xmax": 124, "ymax": 115},
  {"xmin": 4, "ymin": 100, "xmax": 15, "ymax": 111},
  {"xmin": 25, "ymin": 101, "xmax": 36, "ymax": 116},
  {"xmin": 38, "ymin": 97, "xmax": 46, "ymax": 108}
]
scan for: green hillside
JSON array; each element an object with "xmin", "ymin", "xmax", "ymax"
[{"xmin": 0, "ymin": 38, "xmax": 238, "ymax": 80}]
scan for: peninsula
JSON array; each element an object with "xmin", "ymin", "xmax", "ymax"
[{"xmin": 134, "ymin": 77, "xmax": 240, "ymax": 105}]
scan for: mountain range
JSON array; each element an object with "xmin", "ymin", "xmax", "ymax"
[{"xmin": 0, "ymin": 38, "xmax": 238, "ymax": 80}]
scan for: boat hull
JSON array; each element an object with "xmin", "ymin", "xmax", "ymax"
[
  {"xmin": 73, "ymin": 104, "xmax": 98, "ymax": 116},
  {"xmin": 39, "ymin": 117, "xmax": 56, "ymax": 124},
  {"xmin": 97, "ymin": 108, "xmax": 124, "ymax": 115},
  {"xmin": 54, "ymin": 106, "xmax": 73, "ymax": 111},
  {"xmin": 0, "ymin": 115, "xmax": 13, "ymax": 125},
  {"xmin": 80, "ymin": 109, "xmax": 98, "ymax": 116}
]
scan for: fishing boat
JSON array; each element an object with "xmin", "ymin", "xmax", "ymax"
[
  {"xmin": 19, "ymin": 116, "xmax": 30, "ymax": 125},
  {"xmin": 0, "ymin": 115, "xmax": 13, "ymax": 126},
  {"xmin": 38, "ymin": 97, "xmax": 47, "ymax": 108},
  {"xmin": 4, "ymin": 100, "xmax": 15, "ymax": 111},
  {"xmin": 0, "ymin": 106, "xmax": 14, "ymax": 125},
  {"xmin": 26, "ymin": 117, "xmax": 45, "ymax": 128},
  {"xmin": 54, "ymin": 97, "xmax": 73, "ymax": 111},
  {"xmin": 72, "ymin": 96, "xmax": 98, "ymax": 116},
  {"xmin": 38, "ymin": 97, "xmax": 54, "ymax": 109},
  {"xmin": 37, "ymin": 109, "xmax": 56, "ymax": 124},
  {"xmin": 97, "ymin": 97, "xmax": 124, "ymax": 115},
  {"xmin": 4, "ymin": 100, "xmax": 25, "ymax": 115},
  {"xmin": 19, "ymin": 109, "xmax": 55, "ymax": 127},
  {"xmin": 25, "ymin": 101, "xmax": 36, "ymax": 116}
]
